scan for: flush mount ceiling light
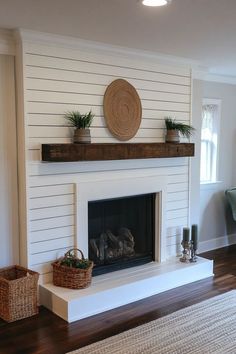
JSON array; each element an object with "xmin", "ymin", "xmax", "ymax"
[{"xmin": 142, "ymin": 0, "xmax": 171, "ymax": 6}]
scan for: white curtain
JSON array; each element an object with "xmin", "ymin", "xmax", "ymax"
[{"xmin": 200, "ymin": 104, "xmax": 218, "ymax": 182}]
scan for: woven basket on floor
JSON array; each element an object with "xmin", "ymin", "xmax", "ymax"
[
  {"xmin": 52, "ymin": 249, "xmax": 93, "ymax": 289},
  {"xmin": 0, "ymin": 265, "xmax": 39, "ymax": 322}
]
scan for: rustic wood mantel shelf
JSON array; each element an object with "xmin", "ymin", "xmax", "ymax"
[{"xmin": 41, "ymin": 143, "xmax": 194, "ymax": 162}]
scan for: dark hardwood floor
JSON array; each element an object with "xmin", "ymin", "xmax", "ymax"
[{"xmin": 1, "ymin": 245, "xmax": 236, "ymax": 354}]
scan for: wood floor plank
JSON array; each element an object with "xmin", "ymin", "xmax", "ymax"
[{"xmin": 0, "ymin": 245, "xmax": 236, "ymax": 354}]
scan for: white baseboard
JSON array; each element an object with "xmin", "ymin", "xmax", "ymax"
[{"xmin": 198, "ymin": 234, "xmax": 236, "ymax": 253}]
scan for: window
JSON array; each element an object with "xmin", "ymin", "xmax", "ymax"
[{"xmin": 200, "ymin": 99, "xmax": 221, "ymax": 184}]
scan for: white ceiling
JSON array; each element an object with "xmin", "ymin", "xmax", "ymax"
[{"xmin": 0, "ymin": 0, "xmax": 236, "ymax": 77}]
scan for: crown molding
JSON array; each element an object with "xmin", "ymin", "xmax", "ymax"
[
  {"xmin": 192, "ymin": 67, "xmax": 236, "ymax": 85},
  {"xmin": 0, "ymin": 29, "xmax": 15, "ymax": 55},
  {"xmin": 13, "ymin": 28, "xmax": 236, "ymax": 84},
  {"xmin": 204, "ymin": 73, "xmax": 236, "ymax": 85},
  {"xmin": 191, "ymin": 68, "xmax": 208, "ymax": 81},
  {"xmin": 15, "ymin": 28, "xmax": 201, "ymax": 70}
]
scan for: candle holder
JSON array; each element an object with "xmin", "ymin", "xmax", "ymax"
[
  {"xmin": 189, "ymin": 241, "xmax": 197, "ymax": 263},
  {"xmin": 180, "ymin": 240, "xmax": 198, "ymax": 263},
  {"xmin": 180, "ymin": 240, "xmax": 191, "ymax": 263}
]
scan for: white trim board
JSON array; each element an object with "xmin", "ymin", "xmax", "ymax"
[
  {"xmin": 75, "ymin": 174, "xmax": 167, "ymax": 262},
  {"xmin": 198, "ymin": 234, "xmax": 236, "ymax": 253}
]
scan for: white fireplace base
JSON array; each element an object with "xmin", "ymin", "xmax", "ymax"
[{"xmin": 39, "ymin": 257, "xmax": 213, "ymax": 323}]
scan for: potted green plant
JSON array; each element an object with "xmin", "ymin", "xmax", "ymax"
[
  {"xmin": 65, "ymin": 110, "xmax": 94, "ymax": 143},
  {"xmin": 165, "ymin": 117, "xmax": 195, "ymax": 143}
]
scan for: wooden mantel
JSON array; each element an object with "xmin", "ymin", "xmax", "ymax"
[{"xmin": 41, "ymin": 143, "xmax": 194, "ymax": 162}]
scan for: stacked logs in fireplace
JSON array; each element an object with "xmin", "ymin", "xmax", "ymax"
[{"xmin": 89, "ymin": 227, "xmax": 135, "ymax": 265}]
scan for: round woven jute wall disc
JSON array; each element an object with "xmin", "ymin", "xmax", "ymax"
[{"xmin": 103, "ymin": 79, "xmax": 142, "ymax": 141}]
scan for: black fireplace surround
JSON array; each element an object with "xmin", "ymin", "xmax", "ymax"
[{"xmin": 88, "ymin": 193, "xmax": 155, "ymax": 276}]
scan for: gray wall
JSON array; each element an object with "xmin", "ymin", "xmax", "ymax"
[
  {"xmin": 191, "ymin": 79, "xmax": 236, "ymax": 249},
  {"xmin": 0, "ymin": 54, "xmax": 19, "ymax": 267}
]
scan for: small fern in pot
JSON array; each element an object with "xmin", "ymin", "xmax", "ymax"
[
  {"xmin": 65, "ymin": 110, "xmax": 94, "ymax": 143},
  {"xmin": 165, "ymin": 117, "xmax": 195, "ymax": 143}
]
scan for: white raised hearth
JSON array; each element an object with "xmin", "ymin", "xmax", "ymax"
[
  {"xmin": 39, "ymin": 170, "xmax": 214, "ymax": 323},
  {"xmin": 40, "ymin": 257, "xmax": 213, "ymax": 323}
]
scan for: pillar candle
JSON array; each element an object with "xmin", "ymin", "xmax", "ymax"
[
  {"xmin": 191, "ymin": 224, "xmax": 198, "ymax": 250},
  {"xmin": 183, "ymin": 227, "xmax": 190, "ymax": 242}
]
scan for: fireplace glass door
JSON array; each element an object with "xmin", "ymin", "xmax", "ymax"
[{"xmin": 88, "ymin": 193, "xmax": 155, "ymax": 276}]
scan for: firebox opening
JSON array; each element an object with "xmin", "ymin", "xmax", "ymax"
[{"xmin": 88, "ymin": 193, "xmax": 155, "ymax": 276}]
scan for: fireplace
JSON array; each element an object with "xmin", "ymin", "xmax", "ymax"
[
  {"xmin": 88, "ymin": 193, "xmax": 155, "ymax": 275},
  {"xmin": 76, "ymin": 173, "xmax": 167, "ymax": 265},
  {"xmin": 40, "ymin": 171, "xmax": 214, "ymax": 323}
]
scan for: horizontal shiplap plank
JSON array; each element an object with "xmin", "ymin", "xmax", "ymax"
[
  {"xmin": 30, "ymin": 262, "xmax": 52, "ymax": 275},
  {"xmin": 28, "ymin": 170, "xmax": 189, "ymax": 187},
  {"xmin": 28, "ymin": 137, "xmax": 72, "ymax": 150},
  {"xmin": 26, "ymin": 73, "xmax": 190, "ymax": 95},
  {"xmin": 28, "ymin": 126, "xmax": 165, "ymax": 139},
  {"xmin": 30, "ymin": 247, "xmax": 72, "ymax": 265},
  {"xmin": 30, "ymin": 225, "xmax": 75, "ymax": 243},
  {"xmin": 27, "ymin": 114, "xmax": 190, "ymax": 128},
  {"xmin": 27, "ymin": 89, "xmax": 190, "ymax": 105},
  {"xmin": 167, "ymin": 191, "xmax": 189, "ymax": 202},
  {"xmin": 26, "ymin": 79, "xmax": 105, "ymax": 94},
  {"xmin": 26, "ymin": 102, "xmax": 190, "ymax": 118},
  {"xmin": 167, "ymin": 199, "xmax": 188, "ymax": 211},
  {"xmin": 29, "ymin": 194, "xmax": 74, "ymax": 209},
  {"xmin": 166, "ymin": 244, "xmax": 182, "ymax": 257},
  {"xmin": 140, "ymin": 90, "xmax": 190, "ymax": 103},
  {"xmin": 166, "ymin": 225, "xmax": 184, "ymax": 237},
  {"xmin": 139, "ymin": 110, "xmax": 190, "ymax": 120},
  {"xmin": 29, "ymin": 184, "xmax": 74, "ymax": 198},
  {"xmin": 168, "ymin": 174, "xmax": 188, "ymax": 184},
  {"xmin": 28, "ymin": 126, "xmax": 74, "ymax": 138},
  {"xmin": 167, "ymin": 182, "xmax": 189, "ymax": 193},
  {"xmin": 25, "ymin": 54, "xmax": 190, "ymax": 86},
  {"xmin": 28, "ymin": 158, "xmax": 188, "ymax": 177},
  {"xmin": 25, "ymin": 43, "xmax": 191, "ymax": 77},
  {"xmin": 166, "ymin": 233, "xmax": 182, "ymax": 246},
  {"xmin": 28, "ymin": 137, "xmax": 173, "ymax": 151},
  {"xmin": 167, "ymin": 208, "xmax": 188, "ymax": 220},
  {"xmin": 28, "ymin": 115, "xmax": 159, "ymax": 128},
  {"xmin": 26, "ymin": 101, "xmax": 190, "ymax": 115},
  {"xmin": 28, "ymin": 138, "xmax": 164, "ymax": 150},
  {"xmin": 166, "ymin": 216, "xmax": 188, "ymax": 228},
  {"xmin": 29, "ymin": 204, "xmax": 74, "ymax": 220},
  {"xmin": 26, "ymin": 91, "xmax": 103, "ymax": 105},
  {"xmin": 27, "ymin": 137, "xmax": 168, "ymax": 150},
  {"xmin": 26, "ymin": 83, "xmax": 190, "ymax": 105},
  {"xmin": 30, "ymin": 236, "xmax": 74, "ymax": 254},
  {"xmin": 28, "ymin": 165, "xmax": 188, "ymax": 186},
  {"xmin": 30, "ymin": 215, "xmax": 74, "ymax": 232}
]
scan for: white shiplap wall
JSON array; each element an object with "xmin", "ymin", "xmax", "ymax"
[{"xmin": 19, "ymin": 36, "xmax": 191, "ymax": 283}]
